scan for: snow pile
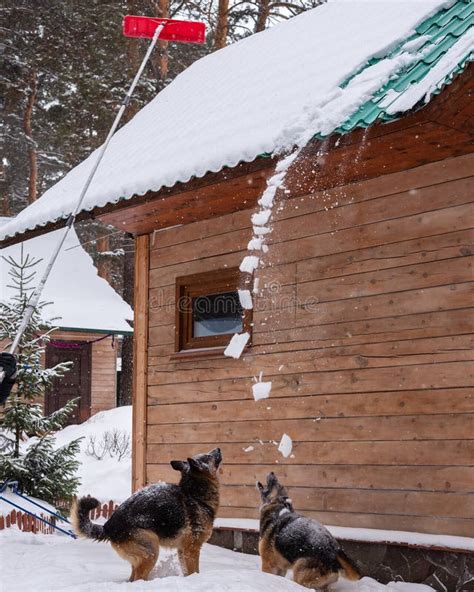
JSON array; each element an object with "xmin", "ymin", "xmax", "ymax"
[
  {"xmin": 50, "ymin": 406, "xmax": 132, "ymax": 503},
  {"xmin": 0, "ymin": 218, "xmax": 133, "ymax": 333},
  {"xmin": 0, "ymin": 1, "xmax": 456, "ymax": 241},
  {"xmin": 384, "ymin": 27, "xmax": 474, "ymax": 114},
  {"xmin": 0, "ymin": 530, "xmax": 437, "ymax": 591}
]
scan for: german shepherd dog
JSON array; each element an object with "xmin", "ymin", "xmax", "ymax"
[
  {"xmin": 72, "ymin": 448, "xmax": 222, "ymax": 582},
  {"xmin": 257, "ymin": 472, "xmax": 360, "ymax": 590}
]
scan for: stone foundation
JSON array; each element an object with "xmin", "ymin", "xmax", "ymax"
[{"xmin": 209, "ymin": 528, "xmax": 474, "ymax": 591}]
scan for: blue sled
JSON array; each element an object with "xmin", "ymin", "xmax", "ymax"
[{"xmin": 0, "ymin": 480, "xmax": 76, "ymax": 538}]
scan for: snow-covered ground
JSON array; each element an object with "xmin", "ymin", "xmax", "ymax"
[
  {"xmin": 51, "ymin": 405, "xmax": 132, "ymax": 502},
  {"xmin": 0, "ymin": 529, "xmax": 434, "ymax": 592}
]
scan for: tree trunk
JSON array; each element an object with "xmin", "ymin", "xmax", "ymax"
[
  {"xmin": 118, "ymin": 237, "xmax": 135, "ymax": 406},
  {"xmin": 96, "ymin": 235, "xmax": 111, "ymax": 282},
  {"xmin": 256, "ymin": 0, "xmax": 270, "ymax": 32},
  {"xmin": 156, "ymin": 0, "xmax": 169, "ymax": 81},
  {"xmin": 23, "ymin": 70, "xmax": 38, "ymax": 203},
  {"xmin": 214, "ymin": 0, "xmax": 229, "ymax": 50},
  {"xmin": 126, "ymin": 0, "xmax": 140, "ymax": 81}
]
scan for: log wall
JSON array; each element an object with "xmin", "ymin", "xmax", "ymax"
[{"xmin": 144, "ymin": 152, "xmax": 474, "ymax": 537}]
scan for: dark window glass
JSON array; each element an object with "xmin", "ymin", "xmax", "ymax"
[{"xmin": 193, "ymin": 291, "xmax": 243, "ymax": 337}]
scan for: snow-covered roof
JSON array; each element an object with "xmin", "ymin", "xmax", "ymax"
[
  {"xmin": 0, "ymin": 217, "xmax": 133, "ymax": 333},
  {"xmin": 1, "ymin": 0, "xmax": 472, "ymax": 242}
]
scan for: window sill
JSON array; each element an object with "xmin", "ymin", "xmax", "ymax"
[
  {"xmin": 170, "ymin": 344, "xmax": 252, "ymax": 361},
  {"xmin": 170, "ymin": 346, "xmax": 227, "ymax": 361}
]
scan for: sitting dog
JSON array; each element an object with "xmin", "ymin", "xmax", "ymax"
[
  {"xmin": 257, "ymin": 472, "xmax": 360, "ymax": 590},
  {"xmin": 72, "ymin": 447, "xmax": 222, "ymax": 582}
]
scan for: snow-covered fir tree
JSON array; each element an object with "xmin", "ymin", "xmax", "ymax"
[{"xmin": 0, "ymin": 249, "xmax": 81, "ymax": 503}]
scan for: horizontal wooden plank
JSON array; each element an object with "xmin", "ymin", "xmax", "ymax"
[
  {"xmin": 147, "ymin": 463, "xmax": 474, "ymax": 494},
  {"xmin": 296, "ymin": 256, "xmax": 473, "ymax": 305},
  {"xmin": 289, "ymin": 284, "xmax": 473, "ymax": 331},
  {"xmin": 284, "ymin": 120, "xmax": 473, "ymax": 201},
  {"xmin": 294, "ymin": 228, "xmax": 473, "ymax": 287},
  {"xmin": 148, "ymin": 355, "xmax": 473, "ymax": 389},
  {"xmin": 269, "ymin": 176, "xmax": 473, "ymax": 249},
  {"xmin": 266, "ymin": 203, "xmax": 474, "ymax": 269},
  {"xmin": 148, "ymin": 153, "xmax": 474, "ymax": 253},
  {"xmin": 256, "ymin": 228, "xmax": 473, "ymax": 292},
  {"xmin": 148, "ymin": 176, "xmax": 473, "ymax": 272},
  {"xmin": 253, "ymin": 308, "xmax": 474, "ymax": 353},
  {"xmin": 214, "ymin": 506, "xmax": 474, "ymax": 538},
  {"xmin": 147, "ymin": 202, "xmax": 474, "ymax": 296},
  {"xmin": 214, "ymin": 485, "xmax": 473, "ymax": 519},
  {"xmin": 146, "ymin": 440, "xmax": 474, "ymax": 466},
  {"xmin": 148, "ymin": 307, "xmax": 474, "ymax": 355},
  {"xmin": 149, "ymin": 251, "xmax": 244, "ymax": 290},
  {"xmin": 147, "ymin": 383, "xmax": 473, "ymax": 415},
  {"xmin": 147, "ymin": 132, "xmax": 469, "ymax": 269},
  {"xmin": 148, "ymin": 254, "xmax": 473, "ymax": 328},
  {"xmin": 147, "ymin": 414, "xmax": 474, "ymax": 445},
  {"xmin": 148, "ymin": 335, "xmax": 474, "ymax": 378}
]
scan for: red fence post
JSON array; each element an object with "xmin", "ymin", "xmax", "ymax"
[{"xmin": 0, "ymin": 499, "xmax": 120, "ymax": 535}]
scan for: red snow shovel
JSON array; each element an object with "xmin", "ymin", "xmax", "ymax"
[
  {"xmin": 124, "ymin": 16, "xmax": 206, "ymax": 44},
  {"xmin": 0, "ymin": 16, "xmax": 206, "ymax": 386}
]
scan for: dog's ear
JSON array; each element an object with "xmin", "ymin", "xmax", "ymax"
[
  {"xmin": 256, "ymin": 480, "xmax": 268, "ymax": 502},
  {"xmin": 187, "ymin": 457, "xmax": 201, "ymax": 471},
  {"xmin": 170, "ymin": 460, "xmax": 188, "ymax": 472}
]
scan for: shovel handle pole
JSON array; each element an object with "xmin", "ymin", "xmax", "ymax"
[{"xmin": 2, "ymin": 23, "xmax": 165, "ymax": 371}]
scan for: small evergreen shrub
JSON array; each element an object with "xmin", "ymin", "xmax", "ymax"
[{"xmin": 0, "ymin": 251, "xmax": 82, "ymax": 504}]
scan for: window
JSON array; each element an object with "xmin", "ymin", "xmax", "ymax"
[{"xmin": 175, "ymin": 268, "xmax": 251, "ymax": 352}]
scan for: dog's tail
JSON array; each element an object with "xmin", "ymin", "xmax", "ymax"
[
  {"xmin": 71, "ymin": 497, "xmax": 106, "ymax": 541},
  {"xmin": 337, "ymin": 550, "xmax": 361, "ymax": 581}
]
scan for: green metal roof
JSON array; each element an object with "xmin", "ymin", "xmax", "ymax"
[{"xmin": 333, "ymin": 0, "xmax": 473, "ymax": 136}]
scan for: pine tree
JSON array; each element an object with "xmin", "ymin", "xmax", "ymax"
[{"xmin": 0, "ymin": 249, "xmax": 82, "ymax": 504}]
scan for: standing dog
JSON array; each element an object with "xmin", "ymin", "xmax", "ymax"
[
  {"xmin": 257, "ymin": 472, "xmax": 360, "ymax": 590},
  {"xmin": 72, "ymin": 447, "xmax": 222, "ymax": 582}
]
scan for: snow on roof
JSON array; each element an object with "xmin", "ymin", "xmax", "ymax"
[
  {"xmin": 0, "ymin": 0, "xmax": 468, "ymax": 242},
  {"xmin": 0, "ymin": 217, "xmax": 133, "ymax": 333}
]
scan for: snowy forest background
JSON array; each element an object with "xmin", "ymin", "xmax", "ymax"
[{"xmin": 2, "ymin": 0, "xmax": 324, "ymax": 404}]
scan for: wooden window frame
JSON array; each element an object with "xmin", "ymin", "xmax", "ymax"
[{"xmin": 175, "ymin": 268, "xmax": 252, "ymax": 354}]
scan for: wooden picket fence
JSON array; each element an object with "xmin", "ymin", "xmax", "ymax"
[{"xmin": 0, "ymin": 499, "xmax": 119, "ymax": 534}]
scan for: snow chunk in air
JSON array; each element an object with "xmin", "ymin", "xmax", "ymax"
[
  {"xmin": 240, "ymin": 256, "xmax": 260, "ymax": 274},
  {"xmin": 238, "ymin": 289, "xmax": 253, "ymax": 310},
  {"xmin": 224, "ymin": 332, "xmax": 250, "ymax": 359},
  {"xmin": 278, "ymin": 433, "xmax": 293, "ymax": 458}
]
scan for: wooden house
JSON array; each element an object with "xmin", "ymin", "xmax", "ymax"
[
  {"xmin": 0, "ymin": 219, "xmax": 133, "ymax": 421},
  {"xmin": 1, "ymin": 1, "xmax": 472, "ymax": 586}
]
